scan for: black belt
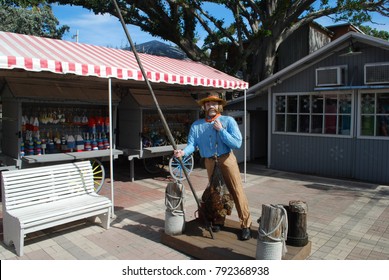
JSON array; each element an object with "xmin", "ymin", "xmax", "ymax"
[{"xmin": 206, "ymin": 152, "xmax": 230, "ymax": 160}]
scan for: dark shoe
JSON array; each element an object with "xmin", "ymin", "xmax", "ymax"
[
  {"xmin": 241, "ymin": 228, "xmax": 251, "ymax": 240},
  {"xmin": 212, "ymin": 224, "xmax": 224, "ymax": 232}
]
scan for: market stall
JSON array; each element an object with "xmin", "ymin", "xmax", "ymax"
[
  {"xmin": 117, "ymin": 88, "xmax": 199, "ymax": 179},
  {"xmin": 0, "ymin": 76, "xmax": 122, "ymax": 192},
  {"xmin": 0, "ymin": 30, "xmax": 248, "ymax": 188}
]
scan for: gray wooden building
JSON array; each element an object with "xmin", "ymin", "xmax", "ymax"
[{"xmin": 230, "ymin": 32, "xmax": 389, "ymax": 184}]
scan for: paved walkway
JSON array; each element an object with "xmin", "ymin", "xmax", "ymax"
[{"xmin": 1, "ymin": 158, "xmax": 388, "ymax": 260}]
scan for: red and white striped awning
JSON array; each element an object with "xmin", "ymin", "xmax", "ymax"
[{"xmin": 0, "ymin": 31, "xmax": 248, "ymax": 90}]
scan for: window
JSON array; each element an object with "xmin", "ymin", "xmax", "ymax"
[
  {"xmin": 274, "ymin": 92, "xmax": 352, "ymax": 136},
  {"xmin": 316, "ymin": 66, "xmax": 347, "ymax": 86},
  {"xmin": 360, "ymin": 91, "xmax": 389, "ymax": 137}
]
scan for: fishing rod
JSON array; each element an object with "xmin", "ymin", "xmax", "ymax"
[{"xmin": 111, "ymin": 0, "xmax": 214, "ymax": 239}]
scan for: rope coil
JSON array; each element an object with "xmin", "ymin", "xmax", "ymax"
[{"xmin": 165, "ymin": 192, "xmax": 185, "ymax": 216}]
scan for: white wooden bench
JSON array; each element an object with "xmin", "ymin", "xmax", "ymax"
[{"xmin": 1, "ymin": 161, "xmax": 112, "ymax": 256}]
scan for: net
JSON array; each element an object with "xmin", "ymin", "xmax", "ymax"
[{"xmin": 200, "ymin": 160, "xmax": 234, "ymax": 226}]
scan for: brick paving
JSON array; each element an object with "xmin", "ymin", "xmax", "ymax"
[{"xmin": 0, "ymin": 158, "xmax": 388, "ymax": 260}]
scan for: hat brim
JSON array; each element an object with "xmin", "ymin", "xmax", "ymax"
[{"xmin": 197, "ymin": 96, "xmax": 227, "ymax": 106}]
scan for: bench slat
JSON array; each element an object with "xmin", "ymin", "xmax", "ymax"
[
  {"xmin": 8, "ymin": 194, "xmax": 111, "ymax": 224},
  {"xmin": 3, "ymin": 161, "xmax": 92, "ymax": 176},
  {"xmin": 4, "ymin": 178, "xmax": 94, "ymax": 196},
  {"xmin": 5, "ymin": 176, "xmax": 93, "ymax": 190},
  {"xmin": 4, "ymin": 168, "xmax": 91, "ymax": 182},
  {"xmin": 5, "ymin": 183, "xmax": 94, "ymax": 199},
  {"xmin": 4, "ymin": 189, "xmax": 96, "ymax": 210},
  {"xmin": 3, "ymin": 174, "xmax": 92, "ymax": 190},
  {"xmin": 3, "ymin": 170, "xmax": 92, "ymax": 187},
  {"xmin": 3, "ymin": 164, "xmax": 90, "ymax": 175}
]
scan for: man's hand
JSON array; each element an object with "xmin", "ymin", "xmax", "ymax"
[
  {"xmin": 174, "ymin": 150, "xmax": 185, "ymax": 158},
  {"xmin": 213, "ymin": 119, "xmax": 223, "ymax": 131}
]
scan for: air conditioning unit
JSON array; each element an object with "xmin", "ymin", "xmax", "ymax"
[
  {"xmin": 364, "ymin": 62, "xmax": 389, "ymax": 85},
  {"xmin": 316, "ymin": 66, "xmax": 347, "ymax": 87}
]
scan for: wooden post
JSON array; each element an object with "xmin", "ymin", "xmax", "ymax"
[
  {"xmin": 286, "ymin": 200, "xmax": 308, "ymax": 247},
  {"xmin": 256, "ymin": 204, "xmax": 287, "ymax": 260},
  {"xmin": 259, "ymin": 204, "xmax": 285, "ymax": 241}
]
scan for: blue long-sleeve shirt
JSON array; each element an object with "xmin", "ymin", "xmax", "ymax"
[{"xmin": 183, "ymin": 115, "xmax": 242, "ymax": 158}]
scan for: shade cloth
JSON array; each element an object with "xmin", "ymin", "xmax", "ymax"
[{"xmin": 0, "ymin": 31, "xmax": 248, "ymax": 90}]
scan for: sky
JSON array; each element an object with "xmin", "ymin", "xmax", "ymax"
[
  {"xmin": 52, "ymin": 3, "xmax": 389, "ymax": 48},
  {"xmin": 52, "ymin": 5, "xmax": 157, "ymax": 48}
]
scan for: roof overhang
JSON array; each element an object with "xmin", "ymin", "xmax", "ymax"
[{"xmin": 0, "ymin": 31, "xmax": 248, "ymax": 91}]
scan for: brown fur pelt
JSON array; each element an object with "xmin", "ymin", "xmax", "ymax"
[{"xmin": 200, "ymin": 162, "xmax": 234, "ymax": 226}]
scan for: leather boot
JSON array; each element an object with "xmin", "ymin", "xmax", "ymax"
[{"xmin": 241, "ymin": 228, "xmax": 251, "ymax": 240}]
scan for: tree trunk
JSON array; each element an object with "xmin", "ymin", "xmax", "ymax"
[{"xmin": 250, "ymin": 37, "xmax": 277, "ymax": 84}]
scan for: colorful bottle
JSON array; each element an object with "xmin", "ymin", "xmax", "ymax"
[
  {"xmin": 103, "ymin": 132, "xmax": 109, "ymax": 149},
  {"xmin": 91, "ymin": 134, "xmax": 98, "ymax": 151},
  {"xmin": 61, "ymin": 135, "xmax": 67, "ymax": 152},
  {"xmin": 34, "ymin": 137, "xmax": 42, "ymax": 155},
  {"xmin": 67, "ymin": 134, "xmax": 76, "ymax": 152},
  {"xmin": 20, "ymin": 139, "xmax": 25, "ymax": 157},
  {"xmin": 84, "ymin": 133, "xmax": 92, "ymax": 151},
  {"xmin": 76, "ymin": 134, "xmax": 84, "ymax": 152},
  {"xmin": 47, "ymin": 139, "xmax": 55, "ymax": 154}
]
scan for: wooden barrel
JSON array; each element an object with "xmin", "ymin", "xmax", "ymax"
[{"xmin": 285, "ymin": 200, "xmax": 308, "ymax": 247}]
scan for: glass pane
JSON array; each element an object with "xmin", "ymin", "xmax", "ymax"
[
  {"xmin": 361, "ymin": 116, "xmax": 374, "ymax": 136},
  {"xmin": 286, "ymin": 115, "xmax": 297, "ymax": 132},
  {"xmin": 312, "ymin": 94, "xmax": 323, "ymax": 113},
  {"xmin": 287, "ymin": 96, "xmax": 298, "ymax": 113},
  {"xmin": 338, "ymin": 115, "xmax": 351, "ymax": 135},
  {"xmin": 377, "ymin": 115, "xmax": 389, "ymax": 136},
  {"xmin": 299, "ymin": 115, "xmax": 310, "ymax": 133},
  {"xmin": 325, "ymin": 115, "xmax": 337, "ymax": 134},
  {"xmin": 275, "ymin": 96, "xmax": 286, "ymax": 113},
  {"xmin": 325, "ymin": 95, "xmax": 338, "ymax": 113},
  {"xmin": 275, "ymin": 115, "xmax": 285, "ymax": 131},
  {"xmin": 361, "ymin": 94, "xmax": 375, "ymax": 114},
  {"xmin": 377, "ymin": 93, "xmax": 389, "ymax": 114},
  {"xmin": 299, "ymin": 95, "xmax": 310, "ymax": 113},
  {"xmin": 339, "ymin": 94, "xmax": 352, "ymax": 114},
  {"xmin": 311, "ymin": 115, "xmax": 323, "ymax": 133}
]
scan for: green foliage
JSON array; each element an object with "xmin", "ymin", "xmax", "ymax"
[
  {"xmin": 359, "ymin": 25, "xmax": 389, "ymax": 41},
  {"xmin": 0, "ymin": 2, "xmax": 69, "ymax": 39}
]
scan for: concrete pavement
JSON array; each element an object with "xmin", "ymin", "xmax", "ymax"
[{"xmin": 0, "ymin": 158, "xmax": 388, "ymax": 260}]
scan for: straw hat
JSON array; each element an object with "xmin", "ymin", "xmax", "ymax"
[{"xmin": 197, "ymin": 93, "xmax": 227, "ymax": 106}]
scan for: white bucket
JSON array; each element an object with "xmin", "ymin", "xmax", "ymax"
[
  {"xmin": 256, "ymin": 240, "xmax": 283, "ymax": 260},
  {"xmin": 165, "ymin": 210, "xmax": 185, "ymax": 235}
]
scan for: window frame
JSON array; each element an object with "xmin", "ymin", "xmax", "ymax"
[
  {"xmin": 358, "ymin": 89, "xmax": 389, "ymax": 139},
  {"xmin": 273, "ymin": 91, "xmax": 354, "ymax": 137}
]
